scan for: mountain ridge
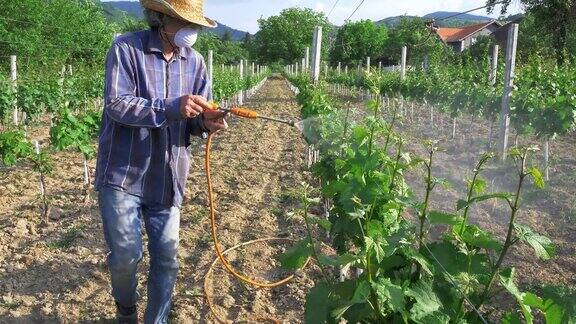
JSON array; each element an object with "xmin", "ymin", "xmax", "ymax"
[
  {"xmin": 376, "ymin": 11, "xmax": 494, "ymax": 28},
  {"xmin": 100, "ymin": 1, "xmax": 249, "ymax": 41}
]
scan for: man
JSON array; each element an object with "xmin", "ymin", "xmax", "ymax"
[{"xmin": 94, "ymin": 1, "xmax": 226, "ymax": 323}]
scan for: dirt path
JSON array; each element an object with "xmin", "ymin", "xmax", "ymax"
[
  {"xmin": 328, "ymin": 87, "xmax": 576, "ymax": 293},
  {"xmin": 0, "ymin": 76, "xmax": 318, "ymax": 323}
]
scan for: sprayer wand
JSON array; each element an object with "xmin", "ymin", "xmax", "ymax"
[{"xmin": 209, "ymin": 103, "xmax": 295, "ymax": 127}]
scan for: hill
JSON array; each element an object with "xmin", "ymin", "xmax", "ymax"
[
  {"xmin": 100, "ymin": 0, "xmax": 250, "ymax": 41},
  {"xmin": 376, "ymin": 11, "xmax": 493, "ymax": 28}
]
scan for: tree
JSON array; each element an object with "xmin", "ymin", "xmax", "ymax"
[
  {"xmin": 252, "ymin": 8, "xmax": 331, "ymax": 64},
  {"xmin": 384, "ymin": 17, "xmax": 450, "ymax": 66},
  {"xmin": 0, "ymin": 0, "xmax": 116, "ymax": 71},
  {"xmin": 329, "ymin": 20, "xmax": 388, "ymax": 66},
  {"xmin": 487, "ymin": 0, "xmax": 576, "ymax": 65},
  {"xmin": 194, "ymin": 33, "xmax": 249, "ymax": 64},
  {"xmin": 119, "ymin": 15, "xmax": 148, "ymax": 33},
  {"xmin": 221, "ymin": 30, "xmax": 233, "ymax": 42}
]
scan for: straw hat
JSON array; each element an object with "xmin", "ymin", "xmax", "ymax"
[{"xmin": 140, "ymin": 0, "xmax": 217, "ymax": 28}]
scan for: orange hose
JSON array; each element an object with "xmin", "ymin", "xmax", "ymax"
[
  {"xmin": 204, "ymin": 132, "xmax": 311, "ymax": 322},
  {"xmin": 203, "ymin": 238, "xmax": 294, "ymax": 324}
]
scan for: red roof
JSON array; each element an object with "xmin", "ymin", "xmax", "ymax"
[{"xmin": 436, "ymin": 21, "xmax": 498, "ymax": 42}]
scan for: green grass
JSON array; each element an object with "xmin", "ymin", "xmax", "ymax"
[
  {"xmin": 270, "ymin": 207, "xmax": 284, "ymax": 218},
  {"xmin": 47, "ymin": 225, "xmax": 86, "ymax": 250},
  {"xmin": 278, "ymin": 189, "xmax": 301, "ymax": 204},
  {"xmin": 0, "ymin": 298, "xmax": 22, "ymax": 310}
]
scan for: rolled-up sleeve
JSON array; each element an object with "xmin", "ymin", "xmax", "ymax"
[{"xmin": 104, "ymin": 42, "xmax": 182, "ymax": 128}]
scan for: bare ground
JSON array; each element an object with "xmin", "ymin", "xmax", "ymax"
[{"xmin": 0, "ymin": 76, "xmax": 320, "ymax": 323}]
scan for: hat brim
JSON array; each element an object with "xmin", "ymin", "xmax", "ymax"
[
  {"xmin": 141, "ymin": 0, "xmax": 218, "ymax": 28},
  {"xmin": 175, "ymin": 13, "xmax": 218, "ymax": 29}
]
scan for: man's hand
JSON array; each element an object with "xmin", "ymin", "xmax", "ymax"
[
  {"xmin": 202, "ymin": 109, "xmax": 228, "ymax": 133},
  {"xmin": 179, "ymin": 95, "xmax": 211, "ymax": 118}
]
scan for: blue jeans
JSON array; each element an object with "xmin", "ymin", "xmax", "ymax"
[{"xmin": 98, "ymin": 185, "xmax": 180, "ymax": 324}]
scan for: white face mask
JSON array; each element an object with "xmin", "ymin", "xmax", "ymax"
[{"xmin": 173, "ymin": 27, "xmax": 199, "ymax": 48}]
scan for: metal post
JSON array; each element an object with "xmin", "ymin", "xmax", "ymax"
[{"xmin": 499, "ymin": 24, "xmax": 519, "ymax": 160}]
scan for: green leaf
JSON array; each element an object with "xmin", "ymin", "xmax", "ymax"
[
  {"xmin": 306, "ymin": 215, "xmax": 332, "ymax": 232},
  {"xmin": 456, "ymin": 199, "xmax": 468, "ymax": 211},
  {"xmin": 279, "ymin": 239, "xmax": 312, "ymax": 270},
  {"xmin": 527, "ymin": 167, "xmax": 545, "ymax": 189},
  {"xmin": 351, "ymin": 280, "xmax": 371, "ymax": 303},
  {"xmin": 405, "ymin": 249, "xmax": 434, "ymax": 275},
  {"xmin": 364, "ymin": 236, "xmax": 386, "ymax": 263},
  {"xmin": 330, "ymin": 280, "xmax": 373, "ymax": 320},
  {"xmin": 366, "ymin": 219, "xmax": 385, "ymax": 238},
  {"xmin": 501, "ymin": 312, "xmax": 523, "ymax": 324},
  {"xmin": 471, "ymin": 177, "xmax": 487, "ymax": 195},
  {"xmin": 500, "ymin": 268, "xmax": 534, "ymax": 324},
  {"xmin": 514, "ymin": 223, "xmax": 556, "ymax": 260},
  {"xmin": 428, "ymin": 211, "xmax": 463, "ymax": 226},
  {"xmin": 331, "ymin": 303, "xmax": 353, "ymax": 319},
  {"xmin": 317, "ymin": 253, "xmax": 359, "ymax": 267},
  {"xmin": 305, "ymin": 282, "xmax": 330, "ymax": 324},
  {"xmin": 523, "ymin": 292, "xmax": 564, "ymax": 324},
  {"xmin": 406, "ymin": 280, "xmax": 443, "ymax": 323},
  {"xmin": 372, "ymin": 277, "xmax": 405, "ymax": 313},
  {"xmin": 539, "ymin": 284, "xmax": 576, "ymax": 324},
  {"xmin": 460, "ymin": 225, "xmax": 502, "ymax": 251}
]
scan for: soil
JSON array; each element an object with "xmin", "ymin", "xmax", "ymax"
[
  {"xmin": 0, "ymin": 76, "xmax": 321, "ymax": 323},
  {"xmin": 329, "ymin": 85, "xmax": 576, "ymax": 316}
]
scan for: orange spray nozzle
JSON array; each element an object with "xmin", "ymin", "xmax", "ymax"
[
  {"xmin": 209, "ymin": 102, "xmax": 295, "ymax": 127},
  {"xmin": 229, "ymin": 107, "xmax": 259, "ymax": 119},
  {"xmin": 209, "ymin": 102, "xmax": 258, "ymax": 119}
]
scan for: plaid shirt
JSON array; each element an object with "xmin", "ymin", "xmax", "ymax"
[{"xmin": 95, "ymin": 28, "xmax": 210, "ymax": 207}]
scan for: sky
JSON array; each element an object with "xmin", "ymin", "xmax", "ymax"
[{"xmin": 103, "ymin": 0, "xmax": 524, "ymax": 33}]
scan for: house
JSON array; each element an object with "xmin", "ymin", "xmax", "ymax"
[
  {"xmin": 436, "ymin": 21, "xmax": 503, "ymax": 52},
  {"xmin": 492, "ymin": 16, "xmax": 524, "ymax": 47}
]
